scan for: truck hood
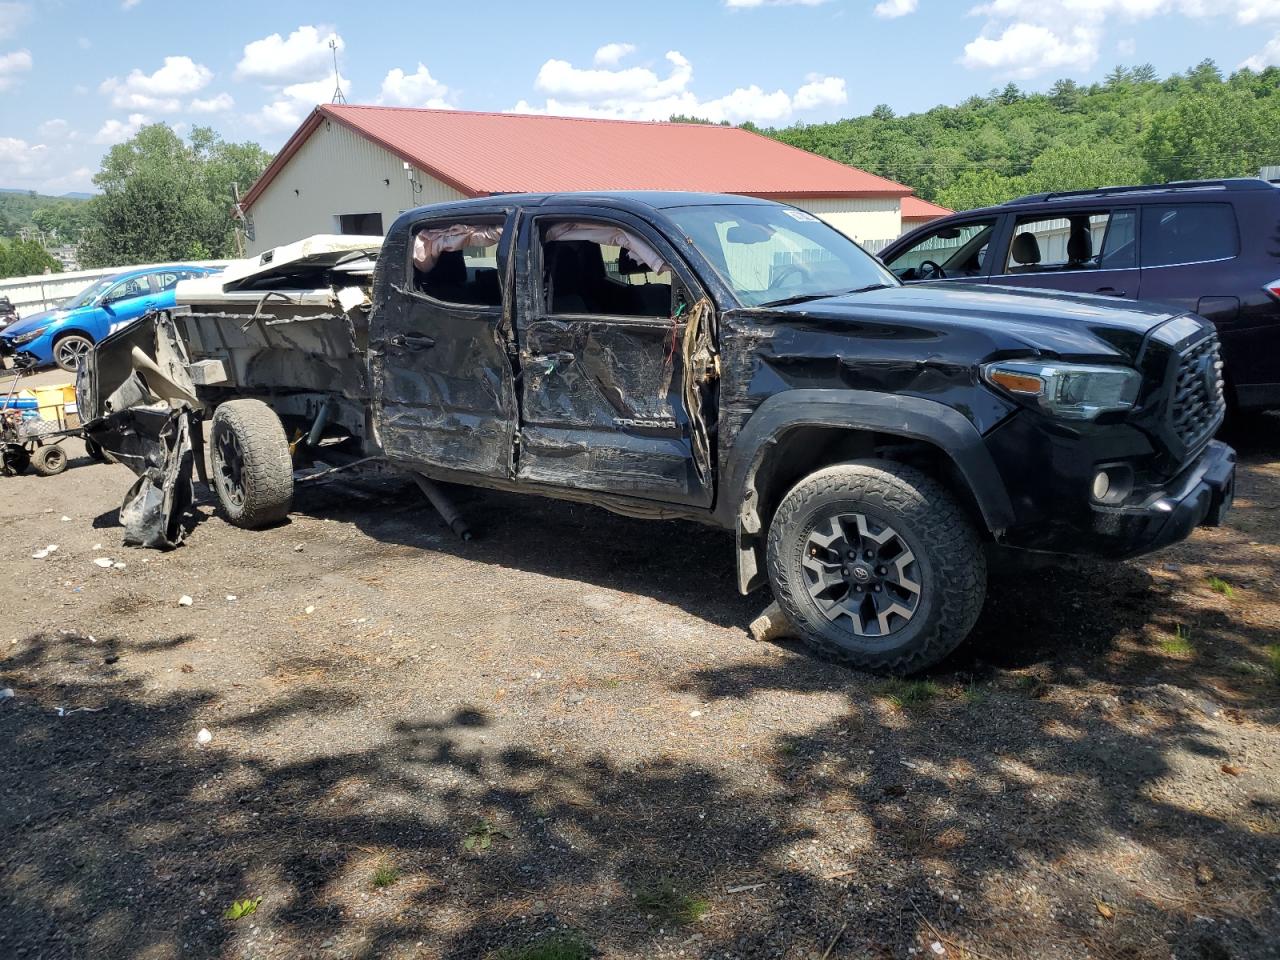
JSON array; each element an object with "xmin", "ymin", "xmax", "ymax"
[{"xmin": 766, "ymin": 282, "xmax": 1180, "ymax": 363}]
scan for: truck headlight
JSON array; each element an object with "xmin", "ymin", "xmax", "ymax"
[
  {"xmin": 10, "ymin": 325, "xmax": 48, "ymax": 345},
  {"xmin": 983, "ymin": 360, "xmax": 1141, "ymax": 420}
]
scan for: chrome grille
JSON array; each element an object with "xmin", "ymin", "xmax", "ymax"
[{"xmin": 1169, "ymin": 332, "xmax": 1225, "ymax": 454}]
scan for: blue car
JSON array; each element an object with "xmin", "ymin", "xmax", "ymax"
[{"xmin": 0, "ymin": 264, "xmax": 219, "ymax": 371}]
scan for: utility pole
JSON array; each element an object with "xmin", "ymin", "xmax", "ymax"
[{"xmin": 329, "ymin": 39, "xmax": 346, "ymax": 104}]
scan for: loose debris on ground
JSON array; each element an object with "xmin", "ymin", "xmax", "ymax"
[{"xmin": 2, "ymin": 425, "xmax": 1279, "ymax": 959}]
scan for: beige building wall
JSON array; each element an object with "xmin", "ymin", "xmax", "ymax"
[
  {"xmin": 785, "ymin": 196, "xmax": 903, "ymax": 246},
  {"xmin": 244, "ymin": 118, "xmax": 467, "ymax": 254}
]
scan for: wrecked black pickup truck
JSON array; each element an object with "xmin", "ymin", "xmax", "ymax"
[{"xmin": 79, "ymin": 192, "xmax": 1237, "ymax": 674}]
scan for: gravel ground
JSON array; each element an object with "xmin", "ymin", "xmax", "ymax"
[{"xmin": 1, "ymin": 408, "xmax": 1278, "ymax": 960}]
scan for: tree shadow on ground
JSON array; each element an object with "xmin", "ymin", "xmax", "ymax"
[{"xmin": 3, "ymin": 605, "xmax": 1277, "ymax": 959}]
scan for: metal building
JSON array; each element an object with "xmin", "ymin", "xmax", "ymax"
[{"xmin": 237, "ymin": 105, "xmax": 943, "ymax": 255}]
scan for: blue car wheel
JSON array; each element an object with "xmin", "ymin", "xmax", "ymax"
[{"xmin": 53, "ymin": 333, "xmax": 94, "ymax": 372}]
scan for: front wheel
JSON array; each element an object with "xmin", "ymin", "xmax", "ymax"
[
  {"xmin": 766, "ymin": 460, "xmax": 986, "ymax": 675},
  {"xmin": 209, "ymin": 399, "xmax": 294, "ymax": 529},
  {"xmin": 53, "ymin": 333, "xmax": 94, "ymax": 372}
]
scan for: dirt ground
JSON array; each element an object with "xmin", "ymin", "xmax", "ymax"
[{"xmin": 2, "ymin": 392, "xmax": 1278, "ymax": 959}]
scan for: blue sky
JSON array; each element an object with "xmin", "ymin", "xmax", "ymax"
[{"xmin": 2, "ymin": 0, "xmax": 1277, "ymax": 194}]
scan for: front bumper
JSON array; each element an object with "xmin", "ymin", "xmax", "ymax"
[
  {"xmin": 1095, "ymin": 438, "xmax": 1235, "ymax": 559},
  {"xmin": 998, "ymin": 439, "xmax": 1236, "ymax": 559}
]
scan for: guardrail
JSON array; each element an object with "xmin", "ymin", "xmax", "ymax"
[{"xmin": 0, "ymin": 260, "xmax": 229, "ymax": 316}]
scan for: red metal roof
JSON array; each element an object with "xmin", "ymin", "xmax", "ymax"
[
  {"xmin": 901, "ymin": 195, "xmax": 953, "ymax": 219},
  {"xmin": 242, "ymin": 104, "xmax": 912, "ymax": 211}
]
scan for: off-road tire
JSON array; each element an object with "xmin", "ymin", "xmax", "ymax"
[
  {"xmin": 209, "ymin": 399, "xmax": 294, "ymax": 529},
  {"xmin": 30, "ymin": 443, "xmax": 68, "ymax": 477},
  {"xmin": 766, "ymin": 460, "xmax": 986, "ymax": 675}
]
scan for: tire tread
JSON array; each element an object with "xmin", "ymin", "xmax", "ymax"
[
  {"xmin": 211, "ymin": 399, "xmax": 294, "ymax": 529},
  {"xmin": 766, "ymin": 460, "xmax": 985, "ymax": 675}
]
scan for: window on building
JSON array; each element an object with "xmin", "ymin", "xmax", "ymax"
[
  {"xmin": 1004, "ymin": 210, "xmax": 1136, "ymax": 274},
  {"xmin": 337, "ymin": 212, "xmax": 384, "ymax": 236},
  {"xmin": 1141, "ymin": 203, "xmax": 1239, "ymax": 268}
]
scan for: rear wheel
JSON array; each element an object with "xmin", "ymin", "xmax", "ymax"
[
  {"xmin": 30, "ymin": 443, "xmax": 68, "ymax": 477},
  {"xmin": 766, "ymin": 460, "xmax": 986, "ymax": 675},
  {"xmin": 53, "ymin": 333, "xmax": 93, "ymax": 372},
  {"xmin": 209, "ymin": 399, "xmax": 294, "ymax": 529}
]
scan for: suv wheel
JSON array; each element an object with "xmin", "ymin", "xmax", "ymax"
[
  {"xmin": 766, "ymin": 460, "xmax": 986, "ymax": 675},
  {"xmin": 53, "ymin": 333, "xmax": 93, "ymax": 372},
  {"xmin": 209, "ymin": 399, "xmax": 294, "ymax": 529}
]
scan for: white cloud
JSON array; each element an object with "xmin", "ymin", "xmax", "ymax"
[
  {"xmin": 724, "ymin": 0, "xmax": 830, "ymax": 6},
  {"xmin": 593, "ymin": 42, "xmax": 636, "ymax": 66},
  {"xmin": 248, "ymin": 74, "xmax": 350, "ymax": 132},
  {"xmin": 1116, "ymin": 37, "xmax": 1137, "ymax": 55},
  {"xmin": 37, "ymin": 117, "xmax": 72, "ymax": 139},
  {"xmin": 793, "ymin": 74, "xmax": 848, "ymax": 110},
  {"xmin": 189, "ymin": 92, "xmax": 234, "ymax": 113},
  {"xmin": 514, "ymin": 48, "xmax": 845, "ymax": 124},
  {"xmin": 0, "ymin": 2, "xmax": 28, "ymax": 40},
  {"xmin": 962, "ymin": 23, "xmax": 1100, "ymax": 76},
  {"xmin": 0, "ymin": 46, "xmax": 29, "ymax": 90},
  {"xmin": 93, "ymin": 113, "xmax": 150, "ymax": 145},
  {"xmin": 77, "ymin": 36, "xmax": 91, "ymax": 49},
  {"xmin": 100, "ymin": 55, "xmax": 212, "ymax": 112},
  {"xmin": 235, "ymin": 25, "xmax": 343, "ymax": 85},
  {"xmin": 121, "ymin": 0, "xmax": 142, "ymax": 8},
  {"xmin": 1241, "ymin": 32, "xmax": 1280, "ymax": 71},
  {"xmin": 962, "ymin": 1, "xmax": 1280, "ymax": 77},
  {"xmin": 873, "ymin": 0, "xmax": 918, "ymax": 17},
  {"xmin": 0, "ymin": 138, "xmax": 90, "ymax": 194},
  {"xmin": 0, "ymin": 136, "xmax": 47, "ymax": 180},
  {"xmin": 535, "ymin": 51, "xmax": 694, "ymax": 101},
  {"xmin": 378, "ymin": 63, "xmax": 450, "ymax": 108}
]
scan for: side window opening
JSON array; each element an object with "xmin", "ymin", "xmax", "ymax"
[
  {"xmin": 412, "ymin": 223, "xmax": 504, "ymax": 308},
  {"xmin": 540, "ymin": 221, "xmax": 674, "ymax": 318},
  {"xmin": 886, "ymin": 219, "xmax": 996, "ymax": 281},
  {"xmin": 1005, "ymin": 211, "xmax": 1134, "ymax": 274}
]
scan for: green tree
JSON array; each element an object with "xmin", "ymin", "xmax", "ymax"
[
  {"xmin": 1143, "ymin": 89, "xmax": 1279, "ymax": 181},
  {"xmin": 79, "ymin": 124, "xmax": 272, "ymax": 268},
  {"xmin": 0, "ymin": 238, "xmax": 61, "ymax": 279}
]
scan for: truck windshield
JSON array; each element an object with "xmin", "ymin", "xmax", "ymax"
[{"xmin": 668, "ymin": 204, "xmax": 899, "ymax": 307}]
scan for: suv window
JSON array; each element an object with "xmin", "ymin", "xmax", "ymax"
[
  {"xmin": 1004, "ymin": 210, "xmax": 1136, "ymax": 274},
  {"xmin": 540, "ymin": 221, "xmax": 674, "ymax": 317},
  {"xmin": 412, "ymin": 223, "xmax": 504, "ymax": 308},
  {"xmin": 886, "ymin": 219, "xmax": 996, "ymax": 281},
  {"xmin": 1141, "ymin": 203, "xmax": 1239, "ymax": 268}
]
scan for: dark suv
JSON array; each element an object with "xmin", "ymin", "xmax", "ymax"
[{"xmin": 880, "ymin": 179, "xmax": 1280, "ymax": 412}]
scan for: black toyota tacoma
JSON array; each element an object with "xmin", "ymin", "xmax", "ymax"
[{"xmin": 79, "ymin": 192, "xmax": 1236, "ymax": 674}]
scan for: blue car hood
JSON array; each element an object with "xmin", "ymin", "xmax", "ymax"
[{"xmin": 3, "ymin": 307, "xmax": 66, "ymax": 337}]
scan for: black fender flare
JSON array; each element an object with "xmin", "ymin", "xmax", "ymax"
[{"xmin": 719, "ymin": 389, "xmax": 1016, "ymax": 593}]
